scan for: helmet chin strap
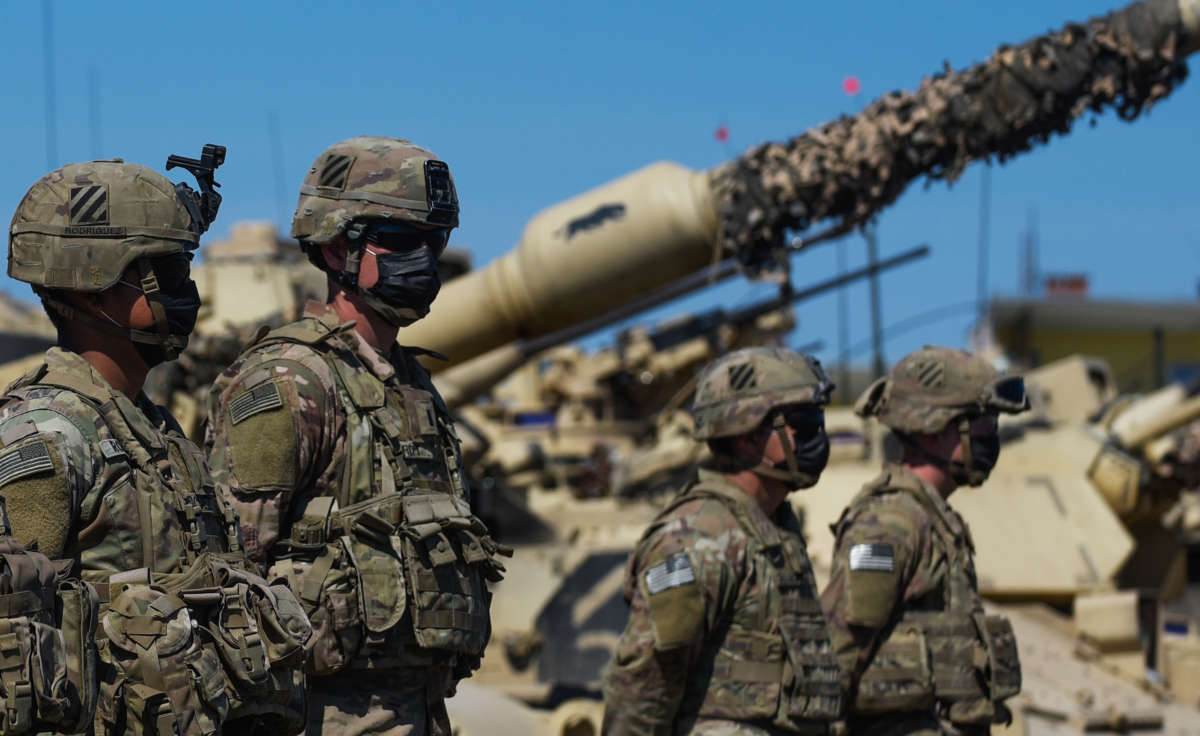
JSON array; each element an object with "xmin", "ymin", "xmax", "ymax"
[
  {"xmin": 751, "ymin": 414, "xmax": 816, "ymax": 489},
  {"xmin": 899, "ymin": 417, "xmax": 986, "ymax": 488},
  {"xmin": 35, "ymin": 260, "xmax": 188, "ymax": 361},
  {"xmin": 327, "ymin": 234, "xmax": 422, "ymax": 328}
]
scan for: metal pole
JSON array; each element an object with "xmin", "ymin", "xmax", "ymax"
[
  {"xmin": 866, "ymin": 225, "xmax": 885, "ymax": 379},
  {"xmin": 837, "ymin": 240, "xmax": 851, "ymax": 402},
  {"xmin": 977, "ymin": 167, "xmax": 991, "ymax": 314},
  {"xmin": 42, "ymin": 0, "xmax": 57, "ymax": 169}
]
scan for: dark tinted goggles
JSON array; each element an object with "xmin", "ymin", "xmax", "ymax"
[
  {"xmin": 780, "ymin": 408, "xmax": 826, "ymax": 440},
  {"xmin": 981, "ymin": 375, "xmax": 1028, "ymax": 413},
  {"xmin": 363, "ymin": 222, "xmax": 450, "ymax": 256},
  {"xmin": 145, "ymin": 253, "xmax": 193, "ymax": 292}
]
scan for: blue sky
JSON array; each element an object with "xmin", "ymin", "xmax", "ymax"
[{"xmin": 2, "ymin": 0, "xmax": 1198, "ymax": 370}]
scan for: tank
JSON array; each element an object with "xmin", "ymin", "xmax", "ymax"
[{"xmin": 403, "ymin": 0, "xmax": 1200, "ymax": 371}]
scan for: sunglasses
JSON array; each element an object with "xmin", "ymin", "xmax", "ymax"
[
  {"xmin": 779, "ymin": 408, "xmax": 826, "ymax": 440},
  {"xmin": 362, "ymin": 222, "xmax": 450, "ymax": 257}
]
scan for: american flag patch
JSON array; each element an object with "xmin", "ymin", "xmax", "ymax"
[
  {"xmin": 849, "ymin": 543, "xmax": 894, "ymax": 572},
  {"xmin": 645, "ymin": 554, "xmax": 695, "ymax": 595},
  {"xmin": 229, "ymin": 383, "xmax": 283, "ymax": 425},
  {"xmin": 0, "ymin": 439, "xmax": 53, "ymax": 488}
]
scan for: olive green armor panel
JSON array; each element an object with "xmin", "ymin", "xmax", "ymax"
[
  {"xmin": 0, "ymin": 355, "xmax": 309, "ymax": 735},
  {"xmin": 647, "ymin": 481, "xmax": 842, "ymax": 731},
  {"xmin": 833, "ymin": 478, "xmax": 1021, "ymax": 727},
  {"xmin": 247, "ymin": 317, "xmax": 505, "ymax": 674}
]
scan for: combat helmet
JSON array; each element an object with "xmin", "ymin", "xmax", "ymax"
[
  {"xmin": 854, "ymin": 346, "xmax": 1027, "ymax": 434},
  {"xmin": 291, "ymin": 136, "xmax": 459, "ymax": 326},
  {"xmin": 693, "ymin": 347, "xmax": 834, "ymax": 489},
  {"xmin": 856, "ymin": 346, "xmax": 1028, "ymax": 486},
  {"xmin": 291, "ymin": 135, "xmax": 459, "ymax": 245},
  {"xmin": 9, "ymin": 152, "xmax": 223, "ymax": 361}
]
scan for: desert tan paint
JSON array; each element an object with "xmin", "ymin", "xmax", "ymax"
[{"xmin": 402, "ymin": 163, "xmax": 718, "ymax": 367}]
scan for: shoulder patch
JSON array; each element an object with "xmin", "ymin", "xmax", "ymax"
[
  {"xmin": 228, "ymin": 382, "xmax": 283, "ymax": 425},
  {"xmin": 0, "ymin": 439, "xmax": 54, "ymax": 488},
  {"xmin": 645, "ymin": 553, "xmax": 695, "ymax": 594},
  {"xmin": 850, "ymin": 543, "xmax": 894, "ymax": 572}
]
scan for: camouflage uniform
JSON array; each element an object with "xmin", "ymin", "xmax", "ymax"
[
  {"xmin": 821, "ymin": 347, "xmax": 1026, "ymax": 735},
  {"xmin": 0, "ymin": 498, "xmax": 97, "ymax": 736},
  {"xmin": 2, "ymin": 159, "xmax": 310, "ymax": 736},
  {"xmin": 206, "ymin": 138, "xmax": 504, "ymax": 736},
  {"xmin": 603, "ymin": 348, "xmax": 842, "ymax": 735}
]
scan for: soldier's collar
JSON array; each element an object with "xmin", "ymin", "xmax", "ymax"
[
  {"xmin": 301, "ymin": 300, "xmax": 397, "ymax": 381},
  {"xmin": 884, "ymin": 462, "xmax": 963, "ymax": 533}
]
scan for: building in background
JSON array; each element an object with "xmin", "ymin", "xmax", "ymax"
[{"xmin": 974, "ymin": 275, "xmax": 1200, "ymax": 391}]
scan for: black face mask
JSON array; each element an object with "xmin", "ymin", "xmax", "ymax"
[
  {"xmin": 949, "ymin": 432, "xmax": 1001, "ymax": 487},
  {"xmin": 132, "ymin": 276, "xmax": 201, "ymax": 367},
  {"xmin": 771, "ymin": 425, "xmax": 830, "ymax": 489},
  {"xmin": 359, "ymin": 246, "xmax": 442, "ymax": 327},
  {"xmin": 754, "ymin": 408, "xmax": 830, "ymax": 491}
]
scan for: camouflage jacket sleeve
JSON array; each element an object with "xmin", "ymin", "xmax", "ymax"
[
  {"xmin": 0, "ymin": 391, "xmax": 102, "ymax": 559},
  {"xmin": 820, "ymin": 492, "xmax": 936, "ymax": 689},
  {"xmin": 602, "ymin": 497, "xmax": 746, "ymax": 735},
  {"xmin": 205, "ymin": 343, "xmax": 339, "ymax": 568}
]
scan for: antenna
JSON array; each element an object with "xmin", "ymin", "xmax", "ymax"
[
  {"xmin": 836, "ymin": 239, "xmax": 851, "ymax": 403},
  {"xmin": 865, "ymin": 224, "xmax": 885, "ymax": 379},
  {"xmin": 42, "ymin": 0, "xmax": 57, "ymax": 169},
  {"xmin": 977, "ymin": 166, "xmax": 991, "ymax": 314},
  {"xmin": 1019, "ymin": 207, "xmax": 1039, "ymax": 295}
]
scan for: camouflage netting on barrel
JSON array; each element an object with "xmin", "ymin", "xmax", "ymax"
[{"xmin": 712, "ymin": 0, "xmax": 1193, "ymax": 270}]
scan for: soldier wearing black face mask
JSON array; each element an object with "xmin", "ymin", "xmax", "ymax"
[
  {"xmin": 821, "ymin": 346, "xmax": 1029, "ymax": 736},
  {"xmin": 604, "ymin": 347, "xmax": 844, "ymax": 735},
  {"xmin": 206, "ymin": 136, "xmax": 507, "ymax": 736}
]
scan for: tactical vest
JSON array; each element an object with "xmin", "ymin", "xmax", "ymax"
[
  {"xmin": 250, "ymin": 318, "xmax": 506, "ymax": 674},
  {"xmin": 647, "ymin": 481, "xmax": 842, "ymax": 733},
  {"xmin": 0, "ymin": 535, "xmax": 97, "ymax": 736},
  {"xmin": 834, "ymin": 472, "xmax": 1021, "ymax": 726},
  {"xmin": 2, "ymin": 362, "xmax": 309, "ymax": 736}
]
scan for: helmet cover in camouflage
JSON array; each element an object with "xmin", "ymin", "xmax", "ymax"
[
  {"xmin": 290, "ymin": 136, "xmax": 459, "ymax": 245},
  {"xmin": 693, "ymin": 347, "xmax": 834, "ymax": 440},
  {"xmin": 9, "ymin": 160, "xmax": 197, "ymax": 291},
  {"xmin": 855, "ymin": 345, "xmax": 1028, "ymax": 434}
]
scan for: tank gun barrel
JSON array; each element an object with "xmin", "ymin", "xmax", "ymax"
[
  {"xmin": 435, "ymin": 245, "xmax": 929, "ymax": 410},
  {"xmin": 405, "ymin": 0, "xmax": 1200, "ymax": 369}
]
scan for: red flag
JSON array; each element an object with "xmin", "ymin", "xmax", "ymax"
[
  {"xmin": 715, "ymin": 125, "xmax": 729, "ymax": 143},
  {"xmin": 842, "ymin": 76, "xmax": 861, "ymax": 95}
]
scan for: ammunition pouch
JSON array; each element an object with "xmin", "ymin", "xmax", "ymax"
[
  {"xmin": 0, "ymin": 543, "xmax": 98, "ymax": 736},
  {"xmin": 981, "ymin": 615, "xmax": 1020, "ymax": 703},
  {"xmin": 855, "ymin": 611, "xmax": 1020, "ymax": 725},
  {"xmin": 703, "ymin": 627, "xmax": 786, "ymax": 721},
  {"xmin": 98, "ymin": 584, "xmax": 228, "ymax": 736},
  {"xmin": 98, "ymin": 555, "xmax": 311, "ymax": 736},
  {"xmin": 274, "ymin": 491, "xmax": 507, "ymax": 672},
  {"xmin": 852, "ymin": 622, "xmax": 934, "ymax": 715}
]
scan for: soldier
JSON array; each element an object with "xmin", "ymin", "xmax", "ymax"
[
  {"xmin": 206, "ymin": 136, "xmax": 507, "ymax": 736},
  {"xmin": 602, "ymin": 347, "xmax": 843, "ymax": 735},
  {"xmin": 1, "ymin": 157, "xmax": 311, "ymax": 735},
  {"xmin": 821, "ymin": 346, "xmax": 1027, "ymax": 735}
]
